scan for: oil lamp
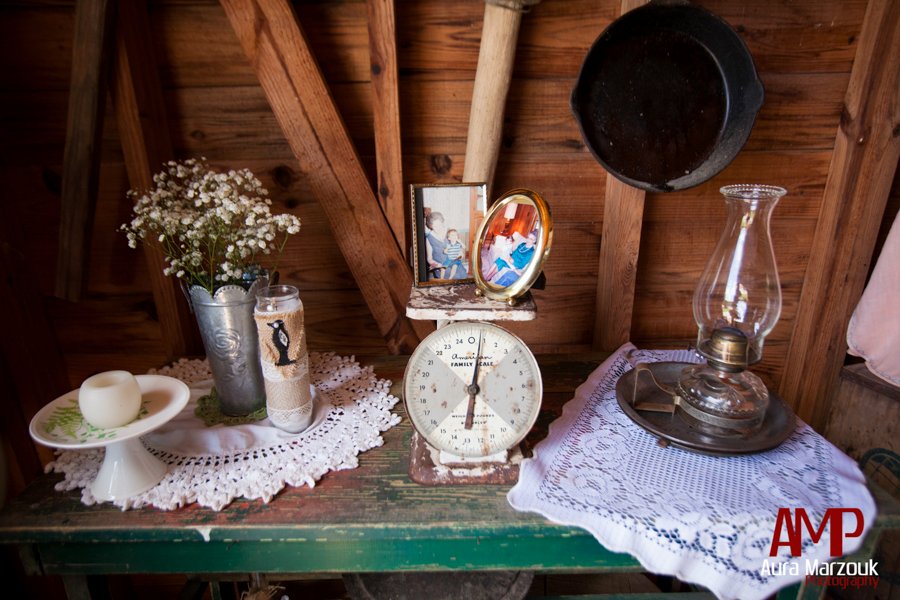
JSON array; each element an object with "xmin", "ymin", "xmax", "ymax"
[
  {"xmin": 616, "ymin": 184, "xmax": 795, "ymax": 453},
  {"xmin": 677, "ymin": 184, "xmax": 785, "ymax": 436}
]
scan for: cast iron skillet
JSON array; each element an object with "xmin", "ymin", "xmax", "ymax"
[{"xmin": 571, "ymin": 1, "xmax": 764, "ymax": 192}]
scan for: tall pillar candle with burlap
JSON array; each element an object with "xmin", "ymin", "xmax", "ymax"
[{"xmin": 254, "ymin": 285, "xmax": 314, "ymax": 433}]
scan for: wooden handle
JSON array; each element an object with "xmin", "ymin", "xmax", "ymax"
[{"xmin": 462, "ymin": 1, "xmax": 533, "ymax": 193}]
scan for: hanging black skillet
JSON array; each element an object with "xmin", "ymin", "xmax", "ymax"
[{"xmin": 571, "ymin": 1, "xmax": 764, "ymax": 192}]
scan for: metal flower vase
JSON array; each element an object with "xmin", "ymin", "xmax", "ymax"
[{"xmin": 188, "ymin": 275, "xmax": 269, "ymax": 416}]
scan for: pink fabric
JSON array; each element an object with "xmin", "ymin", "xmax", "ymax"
[{"xmin": 847, "ymin": 209, "xmax": 900, "ymax": 387}]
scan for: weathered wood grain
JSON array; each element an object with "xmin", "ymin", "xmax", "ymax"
[
  {"xmin": 0, "ymin": 4, "xmax": 76, "ymax": 92},
  {"xmin": 505, "ymin": 287, "xmax": 597, "ymax": 353},
  {"xmin": 111, "ymin": 0, "xmax": 202, "ymax": 360},
  {"xmin": 155, "ymin": 1, "xmax": 370, "ymax": 88},
  {"xmin": 48, "ymin": 288, "xmax": 393, "ymax": 386},
  {"xmin": 54, "ymin": 0, "xmax": 116, "ymax": 300},
  {"xmin": 2, "ymin": 0, "xmax": 864, "ymax": 92},
  {"xmin": 367, "ymin": 0, "xmax": 407, "ymax": 258},
  {"xmin": 594, "ymin": 179, "xmax": 645, "ymax": 352},
  {"xmin": 780, "ymin": 0, "xmax": 900, "ymax": 429},
  {"xmin": 155, "ymin": 75, "xmax": 850, "ymax": 162},
  {"xmin": 0, "ymin": 71, "xmax": 853, "ymax": 168},
  {"xmin": 219, "ymin": 0, "xmax": 432, "ymax": 353},
  {"xmin": 592, "ymin": 0, "xmax": 648, "ymax": 353}
]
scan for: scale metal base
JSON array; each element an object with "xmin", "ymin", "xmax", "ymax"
[
  {"xmin": 408, "ymin": 430, "xmax": 523, "ymax": 485},
  {"xmin": 615, "ymin": 361, "xmax": 796, "ymax": 455}
]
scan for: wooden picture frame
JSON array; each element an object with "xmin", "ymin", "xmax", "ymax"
[
  {"xmin": 473, "ymin": 189, "xmax": 553, "ymax": 304},
  {"xmin": 411, "ymin": 183, "xmax": 487, "ymax": 287}
]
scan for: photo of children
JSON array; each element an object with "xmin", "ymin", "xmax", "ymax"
[
  {"xmin": 442, "ymin": 229, "xmax": 465, "ymax": 279},
  {"xmin": 413, "ymin": 184, "xmax": 487, "ymax": 285},
  {"xmin": 479, "ymin": 201, "xmax": 540, "ymax": 289}
]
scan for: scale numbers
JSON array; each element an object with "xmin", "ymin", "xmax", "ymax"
[{"xmin": 403, "ymin": 321, "xmax": 542, "ymax": 458}]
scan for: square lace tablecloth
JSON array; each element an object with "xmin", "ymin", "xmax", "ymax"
[
  {"xmin": 47, "ymin": 352, "xmax": 400, "ymax": 511},
  {"xmin": 508, "ymin": 344, "xmax": 876, "ymax": 600}
]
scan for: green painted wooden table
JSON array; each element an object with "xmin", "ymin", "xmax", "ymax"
[{"xmin": 0, "ymin": 354, "xmax": 896, "ymax": 599}]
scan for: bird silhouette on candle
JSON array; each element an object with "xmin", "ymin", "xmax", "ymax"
[{"xmin": 267, "ymin": 320, "xmax": 296, "ymax": 366}]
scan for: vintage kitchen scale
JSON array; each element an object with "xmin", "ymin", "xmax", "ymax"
[{"xmin": 405, "ymin": 188, "xmax": 552, "ymax": 485}]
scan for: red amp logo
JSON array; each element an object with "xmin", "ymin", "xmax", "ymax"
[
  {"xmin": 769, "ymin": 508, "xmax": 864, "ymax": 557},
  {"xmin": 761, "ymin": 508, "xmax": 879, "ymax": 591}
]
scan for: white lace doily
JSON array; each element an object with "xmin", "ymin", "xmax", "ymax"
[
  {"xmin": 47, "ymin": 353, "xmax": 401, "ymax": 511},
  {"xmin": 508, "ymin": 344, "xmax": 877, "ymax": 600}
]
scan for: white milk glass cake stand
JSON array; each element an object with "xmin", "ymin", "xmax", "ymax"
[{"xmin": 30, "ymin": 375, "xmax": 190, "ymax": 501}]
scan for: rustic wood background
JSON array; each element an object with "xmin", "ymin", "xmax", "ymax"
[{"xmin": 0, "ymin": 0, "xmax": 898, "ymax": 495}]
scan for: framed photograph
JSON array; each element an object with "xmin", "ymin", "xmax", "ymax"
[
  {"xmin": 473, "ymin": 188, "xmax": 553, "ymax": 304},
  {"xmin": 411, "ymin": 183, "xmax": 487, "ymax": 286}
]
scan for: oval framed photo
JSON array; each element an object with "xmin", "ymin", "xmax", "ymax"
[{"xmin": 473, "ymin": 189, "xmax": 552, "ymax": 305}]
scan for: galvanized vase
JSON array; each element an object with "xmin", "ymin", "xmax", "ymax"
[{"xmin": 188, "ymin": 276, "xmax": 268, "ymax": 416}]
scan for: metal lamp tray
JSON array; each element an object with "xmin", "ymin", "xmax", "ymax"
[{"xmin": 615, "ymin": 362, "xmax": 796, "ymax": 455}]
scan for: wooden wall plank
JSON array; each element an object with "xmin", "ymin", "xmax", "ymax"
[
  {"xmin": 592, "ymin": 0, "xmax": 648, "ymax": 353},
  {"xmin": 54, "ymin": 0, "xmax": 116, "ymax": 300},
  {"xmin": 162, "ymin": 74, "xmax": 849, "ymax": 156},
  {"xmin": 779, "ymin": 0, "xmax": 900, "ymax": 429},
  {"xmin": 702, "ymin": 0, "xmax": 867, "ymax": 74},
  {"xmin": 0, "ymin": 71, "xmax": 853, "ymax": 166},
  {"xmin": 505, "ymin": 286, "xmax": 597, "ymax": 354},
  {"xmin": 0, "ymin": 0, "xmax": 849, "ymax": 92},
  {"xmin": 594, "ymin": 178, "xmax": 645, "ymax": 352},
  {"xmin": 367, "ymin": 0, "xmax": 407, "ymax": 258},
  {"xmin": 50, "ymin": 288, "xmax": 391, "ymax": 386},
  {"xmin": 111, "ymin": 0, "xmax": 202, "ymax": 359},
  {"xmin": 219, "ymin": 0, "xmax": 432, "ymax": 354}
]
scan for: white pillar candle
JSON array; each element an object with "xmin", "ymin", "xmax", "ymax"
[{"xmin": 78, "ymin": 370, "xmax": 142, "ymax": 429}]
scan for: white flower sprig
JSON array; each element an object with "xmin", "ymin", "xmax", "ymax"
[{"xmin": 121, "ymin": 158, "xmax": 301, "ymax": 294}]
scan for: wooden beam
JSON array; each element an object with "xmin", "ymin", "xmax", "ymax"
[
  {"xmin": 54, "ymin": 0, "xmax": 117, "ymax": 300},
  {"xmin": 593, "ymin": 0, "xmax": 649, "ymax": 352},
  {"xmin": 594, "ymin": 178, "xmax": 645, "ymax": 351},
  {"xmin": 779, "ymin": 0, "xmax": 900, "ymax": 430},
  {"xmin": 219, "ymin": 0, "xmax": 433, "ymax": 354},
  {"xmin": 366, "ymin": 0, "xmax": 407, "ymax": 259},
  {"xmin": 111, "ymin": 0, "xmax": 203, "ymax": 360}
]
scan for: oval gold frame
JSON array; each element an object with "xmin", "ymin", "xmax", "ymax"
[{"xmin": 473, "ymin": 189, "xmax": 552, "ymax": 304}]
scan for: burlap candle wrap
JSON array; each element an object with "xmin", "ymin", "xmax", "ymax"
[{"xmin": 254, "ymin": 288, "xmax": 313, "ymax": 433}]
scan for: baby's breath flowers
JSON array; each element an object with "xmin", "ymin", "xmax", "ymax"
[{"xmin": 121, "ymin": 158, "xmax": 301, "ymax": 295}]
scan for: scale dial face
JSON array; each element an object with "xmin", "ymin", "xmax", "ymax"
[{"xmin": 403, "ymin": 321, "xmax": 542, "ymax": 458}]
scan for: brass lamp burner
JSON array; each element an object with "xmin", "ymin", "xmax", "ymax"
[
  {"xmin": 698, "ymin": 326, "xmax": 751, "ymax": 372},
  {"xmin": 676, "ymin": 327, "xmax": 770, "ymax": 435}
]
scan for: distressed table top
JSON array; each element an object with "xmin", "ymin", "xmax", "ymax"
[
  {"xmin": 0, "ymin": 354, "xmax": 897, "ymax": 579},
  {"xmin": 0, "ymin": 355, "xmax": 622, "ymax": 575}
]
